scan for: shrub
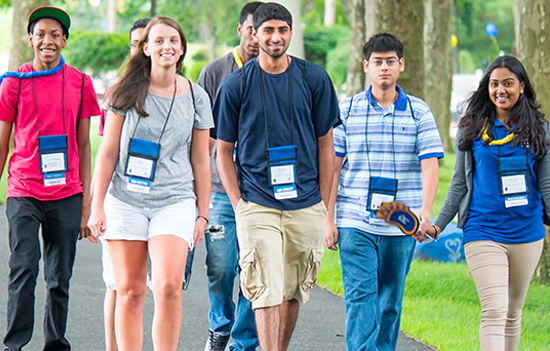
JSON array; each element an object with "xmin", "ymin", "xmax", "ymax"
[{"xmin": 303, "ymin": 25, "xmax": 350, "ymax": 67}]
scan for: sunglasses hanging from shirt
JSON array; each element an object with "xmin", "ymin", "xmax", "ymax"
[{"xmin": 258, "ymin": 57, "xmax": 300, "ymax": 200}]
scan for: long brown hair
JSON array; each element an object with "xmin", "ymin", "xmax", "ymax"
[{"xmin": 109, "ymin": 16, "xmax": 187, "ymax": 117}]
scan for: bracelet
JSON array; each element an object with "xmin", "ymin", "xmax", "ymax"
[
  {"xmin": 432, "ymin": 224, "xmax": 440, "ymax": 239},
  {"xmin": 197, "ymin": 215, "xmax": 209, "ymax": 224}
]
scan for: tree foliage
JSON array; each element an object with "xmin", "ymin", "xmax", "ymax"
[{"xmin": 64, "ymin": 30, "xmax": 129, "ymax": 74}]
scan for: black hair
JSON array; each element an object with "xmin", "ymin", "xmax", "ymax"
[
  {"xmin": 239, "ymin": 2, "xmax": 263, "ymax": 25},
  {"xmin": 362, "ymin": 33, "xmax": 403, "ymax": 61},
  {"xmin": 28, "ymin": 18, "xmax": 68, "ymax": 38},
  {"xmin": 253, "ymin": 2, "xmax": 292, "ymax": 30},
  {"xmin": 458, "ymin": 55, "xmax": 547, "ymax": 158},
  {"xmin": 129, "ymin": 18, "xmax": 151, "ymax": 37}
]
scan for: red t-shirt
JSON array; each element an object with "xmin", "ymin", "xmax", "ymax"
[{"xmin": 0, "ymin": 62, "xmax": 101, "ymax": 201}]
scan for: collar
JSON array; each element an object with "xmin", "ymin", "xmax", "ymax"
[
  {"xmin": 494, "ymin": 118, "xmax": 517, "ymax": 130},
  {"xmin": 365, "ymin": 85, "xmax": 408, "ymax": 111},
  {"xmin": 233, "ymin": 47, "xmax": 244, "ymax": 68}
]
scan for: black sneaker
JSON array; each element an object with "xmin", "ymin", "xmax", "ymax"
[{"xmin": 204, "ymin": 329, "xmax": 230, "ymax": 351}]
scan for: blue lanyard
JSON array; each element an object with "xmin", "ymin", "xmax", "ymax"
[{"xmin": 0, "ymin": 55, "xmax": 66, "ymax": 86}]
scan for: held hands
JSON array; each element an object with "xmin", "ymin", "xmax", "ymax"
[{"xmin": 413, "ymin": 207, "xmax": 432, "ymax": 243}]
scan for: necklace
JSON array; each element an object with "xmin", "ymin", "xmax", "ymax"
[{"xmin": 482, "ymin": 118, "xmax": 515, "ymax": 145}]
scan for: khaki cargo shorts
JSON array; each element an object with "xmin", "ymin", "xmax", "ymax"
[{"xmin": 235, "ymin": 199, "xmax": 326, "ymax": 309}]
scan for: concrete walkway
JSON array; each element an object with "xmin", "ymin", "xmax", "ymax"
[{"xmin": 0, "ymin": 208, "xmax": 437, "ymax": 350}]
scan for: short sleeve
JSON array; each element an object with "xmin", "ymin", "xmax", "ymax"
[
  {"xmin": 334, "ymin": 97, "xmax": 352, "ymax": 158},
  {"xmin": 192, "ymin": 85, "xmax": 214, "ymax": 130},
  {"xmin": 213, "ymin": 74, "xmax": 242, "ymax": 143},
  {"xmin": 306, "ymin": 64, "xmax": 341, "ymax": 138},
  {"xmin": 79, "ymin": 74, "xmax": 101, "ymax": 119},
  {"xmin": 416, "ymin": 104, "xmax": 444, "ymax": 160},
  {"xmin": 0, "ymin": 77, "xmax": 20, "ymax": 123}
]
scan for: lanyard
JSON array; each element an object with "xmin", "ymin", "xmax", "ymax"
[
  {"xmin": 32, "ymin": 65, "xmax": 66, "ymax": 136},
  {"xmin": 494, "ymin": 123, "xmax": 529, "ymax": 163},
  {"xmin": 257, "ymin": 56, "xmax": 295, "ymax": 149},
  {"xmin": 131, "ymin": 78, "xmax": 177, "ymax": 144}
]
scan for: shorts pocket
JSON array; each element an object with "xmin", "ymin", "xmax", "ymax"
[
  {"xmin": 302, "ymin": 248, "xmax": 324, "ymax": 291},
  {"xmin": 239, "ymin": 248, "xmax": 265, "ymax": 301}
]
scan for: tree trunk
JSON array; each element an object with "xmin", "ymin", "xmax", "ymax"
[
  {"xmin": 9, "ymin": 0, "xmax": 50, "ymax": 71},
  {"xmin": 372, "ymin": 0, "xmax": 425, "ymax": 99},
  {"xmin": 345, "ymin": 0, "xmax": 367, "ymax": 96},
  {"xmin": 275, "ymin": 0, "xmax": 305, "ymax": 58},
  {"xmin": 339, "ymin": 0, "xmax": 353, "ymax": 23},
  {"xmin": 324, "ymin": 0, "xmax": 336, "ymax": 26},
  {"xmin": 518, "ymin": 0, "xmax": 550, "ymax": 285},
  {"xmin": 424, "ymin": 0, "xmax": 453, "ymax": 153}
]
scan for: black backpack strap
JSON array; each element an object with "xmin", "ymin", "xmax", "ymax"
[
  {"xmin": 76, "ymin": 72, "xmax": 85, "ymax": 133},
  {"xmin": 14, "ymin": 78, "xmax": 21, "ymax": 122},
  {"xmin": 187, "ymin": 78, "xmax": 196, "ymax": 114}
]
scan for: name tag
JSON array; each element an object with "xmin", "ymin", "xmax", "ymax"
[
  {"xmin": 127, "ymin": 177, "xmax": 151, "ymax": 194},
  {"xmin": 505, "ymin": 195, "xmax": 529, "ymax": 208},
  {"xmin": 125, "ymin": 138, "xmax": 160, "ymax": 182},
  {"xmin": 367, "ymin": 176, "xmax": 398, "ymax": 225},
  {"xmin": 38, "ymin": 135, "xmax": 69, "ymax": 187},
  {"xmin": 274, "ymin": 184, "xmax": 298, "ymax": 200},
  {"xmin": 44, "ymin": 172, "xmax": 66, "ymax": 187},
  {"xmin": 498, "ymin": 155, "xmax": 530, "ymax": 197}
]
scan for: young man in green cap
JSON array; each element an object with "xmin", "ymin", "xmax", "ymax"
[{"xmin": 0, "ymin": 6, "xmax": 100, "ymax": 351}]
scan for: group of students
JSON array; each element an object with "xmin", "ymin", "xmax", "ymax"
[{"xmin": 0, "ymin": 2, "xmax": 547, "ymax": 351}]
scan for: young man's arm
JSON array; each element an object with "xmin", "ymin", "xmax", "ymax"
[
  {"xmin": 416, "ymin": 157, "xmax": 439, "ymax": 238},
  {"xmin": 318, "ymin": 128, "xmax": 335, "ymax": 208},
  {"xmin": 217, "ymin": 139, "xmax": 241, "ymax": 210},
  {"xmin": 0, "ymin": 121, "xmax": 13, "ymax": 180},
  {"xmin": 325, "ymin": 155, "xmax": 343, "ymax": 251},
  {"xmin": 77, "ymin": 117, "xmax": 92, "ymax": 241}
]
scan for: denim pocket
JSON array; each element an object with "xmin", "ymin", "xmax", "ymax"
[
  {"xmin": 239, "ymin": 248, "xmax": 265, "ymax": 301},
  {"xmin": 302, "ymin": 248, "xmax": 324, "ymax": 291}
]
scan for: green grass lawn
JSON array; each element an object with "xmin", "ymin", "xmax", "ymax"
[{"xmin": 317, "ymin": 152, "xmax": 550, "ymax": 350}]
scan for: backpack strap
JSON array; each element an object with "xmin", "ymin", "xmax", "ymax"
[
  {"xmin": 76, "ymin": 72, "xmax": 85, "ymax": 133},
  {"xmin": 187, "ymin": 78, "xmax": 196, "ymax": 114}
]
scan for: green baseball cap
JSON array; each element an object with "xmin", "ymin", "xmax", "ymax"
[{"xmin": 28, "ymin": 6, "xmax": 71, "ymax": 38}]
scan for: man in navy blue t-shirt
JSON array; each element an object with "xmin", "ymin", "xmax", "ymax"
[{"xmin": 214, "ymin": 3, "xmax": 340, "ymax": 350}]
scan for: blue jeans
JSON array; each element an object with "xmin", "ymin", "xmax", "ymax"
[
  {"xmin": 338, "ymin": 228, "xmax": 416, "ymax": 351},
  {"xmin": 205, "ymin": 193, "xmax": 258, "ymax": 351}
]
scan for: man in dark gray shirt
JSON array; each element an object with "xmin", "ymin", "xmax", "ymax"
[{"xmin": 197, "ymin": 2, "xmax": 262, "ymax": 351}]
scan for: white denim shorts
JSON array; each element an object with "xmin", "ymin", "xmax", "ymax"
[{"xmin": 104, "ymin": 193, "xmax": 196, "ymax": 248}]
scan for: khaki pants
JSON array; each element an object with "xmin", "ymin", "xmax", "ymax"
[{"xmin": 465, "ymin": 239, "xmax": 543, "ymax": 351}]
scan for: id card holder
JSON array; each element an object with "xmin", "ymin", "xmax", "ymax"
[
  {"xmin": 267, "ymin": 145, "xmax": 298, "ymax": 200},
  {"xmin": 125, "ymin": 138, "xmax": 160, "ymax": 194},
  {"xmin": 38, "ymin": 135, "xmax": 69, "ymax": 187},
  {"xmin": 367, "ymin": 176, "xmax": 398, "ymax": 224},
  {"xmin": 498, "ymin": 155, "xmax": 530, "ymax": 208}
]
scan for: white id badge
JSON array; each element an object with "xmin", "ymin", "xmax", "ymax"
[
  {"xmin": 127, "ymin": 177, "xmax": 151, "ymax": 194},
  {"xmin": 274, "ymin": 184, "xmax": 298, "ymax": 200},
  {"xmin": 41, "ymin": 152, "xmax": 67, "ymax": 173},
  {"xmin": 501, "ymin": 174, "xmax": 528, "ymax": 195},
  {"xmin": 369, "ymin": 193, "xmax": 395, "ymax": 211},
  {"xmin": 505, "ymin": 195, "xmax": 529, "ymax": 208},
  {"xmin": 270, "ymin": 164, "xmax": 296, "ymax": 186},
  {"xmin": 126, "ymin": 156, "xmax": 154, "ymax": 179},
  {"xmin": 44, "ymin": 172, "xmax": 66, "ymax": 187}
]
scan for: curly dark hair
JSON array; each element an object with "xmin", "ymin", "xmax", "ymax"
[{"xmin": 458, "ymin": 55, "xmax": 548, "ymax": 158}]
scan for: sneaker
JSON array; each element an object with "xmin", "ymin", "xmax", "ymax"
[{"xmin": 204, "ymin": 329, "xmax": 230, "ymax": 351}]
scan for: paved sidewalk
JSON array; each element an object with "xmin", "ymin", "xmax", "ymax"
[{"xmin": 0, "ymin": 207, "xmax": 437, "ymax": 350}]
